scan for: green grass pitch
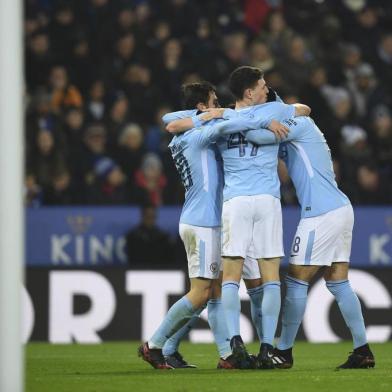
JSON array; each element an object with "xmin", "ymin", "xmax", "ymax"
[{"xmin": 26, "ymin": 342, "xmax": 392, "ymax": 392}]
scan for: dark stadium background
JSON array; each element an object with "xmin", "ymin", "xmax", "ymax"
[{"xmin": 23, "ymin": 0, "xmax": 392, "ymax": 343}]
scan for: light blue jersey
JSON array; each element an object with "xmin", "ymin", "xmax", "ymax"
[
  {"xmin": 162, "ymin": 109, "xmax": 197, "ymax": 124},
  {"xmin": 244, "ymin": 116, "xmax": 350, "ymax": 218},
  {"xmin": 168, "ymin": 129, "xmax": 223, "ymax": 227},
  {"xmin": 219, "ymin": 102, "xmax": 295, "ymax": 201},
  {"xmin": 164, "ymin": 112, "xmax": 260, "ymax": 226}
]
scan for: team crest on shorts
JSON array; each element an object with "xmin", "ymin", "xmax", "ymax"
[{"xmin": 210, "ymin": 263, "xmax": 218, "ymax": 272}]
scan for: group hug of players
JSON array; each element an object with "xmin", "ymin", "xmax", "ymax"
[{"xmin": 137, "ymin": 66, "xmax": 375, "ymax": 370}]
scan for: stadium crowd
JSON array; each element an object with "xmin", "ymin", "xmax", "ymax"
[{"xmin": 24, "ymin": 0, "xmax": 392, "ymax": 207}]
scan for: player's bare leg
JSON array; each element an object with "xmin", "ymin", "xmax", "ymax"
[
  {"xmin": 186, "ymin": 277, "xmax": 213, "ymax": 309},
  {"xmin": 243, "ymin": 278, "xmax": 263, "ymax": 288},
  {"xmin": 287, "ymin": 264, "xmax": 320, "ymax": 282},
  {"xmin": 222, "ymin": 257, "xmax": 243, "ymax": 282},
  {"xmin": 324, "ymin": 263, "xmax": 375, "ymax": 369}
]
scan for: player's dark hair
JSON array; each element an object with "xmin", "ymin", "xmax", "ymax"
[
  {"xmin": 182, "ymin": 81, "xmax": 216, "ymax": 109},
  {"xmin": 229, "ymin": 66, "xmax": 264, "ymax": 100}
]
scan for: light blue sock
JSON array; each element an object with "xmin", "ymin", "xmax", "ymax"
[
  {"xmin": 222, "ymin": 280, "xmax": 241, "ymax": 338},
  {"xmin": 326, "ymin": 280, "xmax": 367, "ymax": 349},
  {"xmin": 162, "ymin": 307, "xmax": 204, "ymax": 356},
  {"xmin": 277, "ymin": 276, "xmax": 309, "ymax": 350},
  {"xmin": 247, "ymin": 285, "xmax": 263, "ymax": 342},
  {"xmin": 149, "ymin": 296, "xmax": 195, "ymax": 348},
  {"xmin": 261, "ymin": 281, "xmax": 281, "ymax": 346},
  {"xmin": 208, "ymin": 298, "xmax": 232, "ymax": 359}
]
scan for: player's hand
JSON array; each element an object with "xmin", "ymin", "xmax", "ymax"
[
  {"xmin": 268, "ymin": 120, "xmax": 289, "ymax": 140},
  {"xmin": 200, "ymin": 108, "xmax": 225, "ymax": 121}
]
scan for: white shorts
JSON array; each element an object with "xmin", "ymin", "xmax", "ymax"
[
  {"xmin": 179, "ymin": 224, "xmax": 221, "ymax": 279},
  {"xmin": 219, "ymin": 256, "xmax": 261, "ymax": 279},
  {"xmin": 222, "ymin": 194, "xmax": 284, "ymax": 259},
  {"xmin": 289, "ymin": 204, "xmax": 354, "ymax": 266},
  {"xmin": 243, "ymin": 256, "xmax": 261, "ymax": 280}
]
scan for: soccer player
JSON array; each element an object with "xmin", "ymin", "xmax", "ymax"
[
  {"xmin": 165, "ymin": 66, "xmax": 310, "ymax": 369},
  {"xmin": 163, "ymin": 86, "xmax": 292, "ymax": 367},
  {"xmin": 234, "ymin": 115, "xmax": 375, "ymax": 369},
  {"xmin": 138, "ymin": 82, "xmax": 273, "ymax": 369},
  {"xmin": 217, "ymin": 67, "xmax": 311, "ymax": 369}
]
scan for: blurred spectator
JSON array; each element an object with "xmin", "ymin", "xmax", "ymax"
[
  {"xmin": 24, "ymin": 12, "xmax": 41, "ymax": 38},
  {"xmin": 25, "ymin": 174, "xmax": 42, "ymax": 207},
  {"xmin": 329, "ymin": 88, "xmax": 354, "ymax": 122},
  {"xmin": 69, "ymin": 37, "xmax": 95, "ymax": 94},
  {"xmin": 339, "ymin": 43, "xmax": 364, "ymax": 90},
  {"xmin": 23, "ymin": 0, "xmax": 392, "ymax": 207},
  {"xmin": 222, "ymin": 32, "xmax": 248, "ymax": 72},
  {"xmin": 147, "ymin": 20, "xmax": 171, "ymax": 52},
  {"xmin": 125, "ymin": 205, "xmax": 175, "ymax": 267},
  {"xmin": 43, "ymin": 170, "xmax": 73, "ymax": 205},
  {"xmin": 75, "ymin": 123, "xmax": 108, "ymax": 201},
  {"xmin": 26, "ymin": 89, "xmax": 60, "ymax": 148},
  {"xmin": 279, "ymin": 35, "xmax": 314, "ymax": 93},
  {"xmin": 83, "ymin": 0, "xmax": 115, "ymax": 61},
  {"xmin": 348, "ymin": 63, "xmax": 385, "ymax": 121},
  {"xmin": 103, "ymin": 33, "xmax": 138, "ymax": 88},
  {"xmin": 370, "ymin": 106, "xmax": 392, "ymax": 175},
  {"xmin": 300, "ymin": 65, "xmax": 331, "ymax": 132},
  {"xmin": 340, "ymin": 125, "xmax": 373, "ymax": 183},
  {"xmin": 26, "ymin": 31, "xmax": 53, "ymax": 90},
  {"xmin": 134, "ymin": 1, "xmax": 153, "ymax": 39},
  {"xmin": 260, "ymin": 11, "xmax": 294, "ymax": 58},
  {"xmin": 281, "ymin": 92, "xmax": 299, "ymax": 105},
  {"xmin": 87, "ymin": 157, "xmax": 129, "ymax": 205},
  {"xmin": 105, "ymin": 94, "xmax": 130, "ymax": 152},
  {"xmin": 62, "ymin": 106, "xmax": 85, "ymax": 159},
  {"xmin": 48, "ymin": 3, "xmax": 79, "ymax": 65},
  {"xmin": 159, "ymin": 39, "xmax": 186, "ymax": 108},
  {"xmin": 122, "ymin": 63, "xmax": 161, "ymax": 124},
  {"xmin": 315, "ymin": 15, "xmax": 342, "ymax": 72},
  {"xmin": 321, "ymin": 87, "xmax": 355, "ymax": 150},
  {"xmin": 49, "ymin": 65, "xmax": 83, "ymax": 113},
  {"xmin": 85, "ymin": 80, "xmax": 107, "ymax": 122},
  {"xmin": 145, "ymin": 105, "xmax": 173, "ymax": 154},
  {"xmin": 249, "ymin": 39, "xmax": 275, "ymax": 72},
  {"xmin": 375, "ymin": 32, "xmax": 392, "ymax": 97},
  {"xmin": 264, "ymin": 68, "xmax": 285, "ymax": 92},
  {"xmin": 132, "ymin": 153, "xmax": 168, "ymax": 206},
  {"xmin": 116, "ymin": 123, "xmax": 146, "ymax": 181},
  {"xmin": 352, "ymin": 164, "xmax": 391, "ymax": 204},
  {"xmin": 26, "ymin": 128, "xmax": 69, "ymax": 204},
  {"xmin": 244, "ymin": 0, "xmax": 277, "ymax": 34},
  {"xmin": 115, "ymin": 6, "xmax": 136, "ymax": 37},
  {"xmin": 159, "ymin": 0, "xmax": 199, "ymax": 38},
  {"xmin": 345, "ymin": 6, "xmax": 381, "ymax": 63}
]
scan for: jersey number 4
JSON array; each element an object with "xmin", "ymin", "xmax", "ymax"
[{"xmin": 227, "ymin": 133, "xmax": 259, "ymax": 156}]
